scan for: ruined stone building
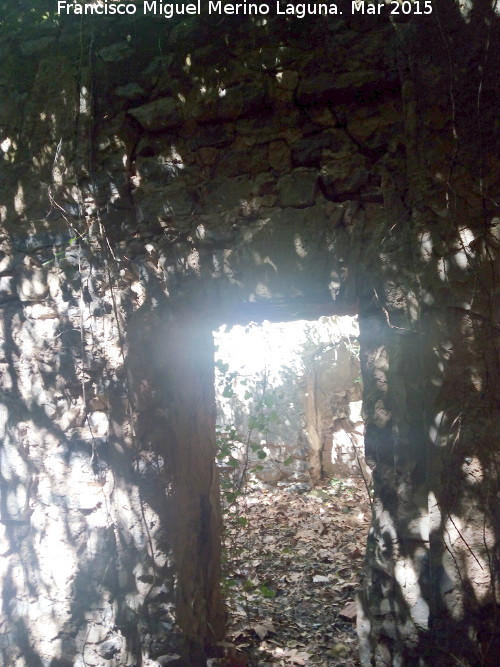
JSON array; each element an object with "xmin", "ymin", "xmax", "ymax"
[{"xmin": 0, "ymin": 1, "xmax": 498, "ymax": 665}]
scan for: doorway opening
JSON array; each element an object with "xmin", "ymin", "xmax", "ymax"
[{"xmin": 212, "ymin": 316, "xmax": 372, "ymax": 666}]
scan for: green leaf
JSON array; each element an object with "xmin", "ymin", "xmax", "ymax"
[
  {"xmin": 224, "ymin": 491, "xmax": 238, "ymax": 504},
  {"xmin": 257, "ymin": 450, "xmax": 267, "ymax": 460},
  {"xmin": 263, "ymin": 394, "xmax": 275, "ymax": 408},
  {"xmin": 248, "ymin": 416, "xmax": 260, "ymax": 430},
  {"xmin": 259, "ymin": 585, "xmax": 276, "ymax": 599},
  {"xmin": 222, "ymin": 386, "xmax": 235, "ymax": 398},
  {"xmin": 215, "ymin": 360, "xmax": 229, "ymax": 373},
  {"xmin": 283, "ymin": 456, "xmax": 294, "ymax": 466}
]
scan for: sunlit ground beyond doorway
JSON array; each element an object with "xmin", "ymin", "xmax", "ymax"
[{"xmin": 211, "ymin": 317, "xmax": 371, "ymax": 667}]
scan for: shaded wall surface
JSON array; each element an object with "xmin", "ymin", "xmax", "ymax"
[{"xmin": 0, "ymin": 2, "xmax": 499, "ymax": 665}]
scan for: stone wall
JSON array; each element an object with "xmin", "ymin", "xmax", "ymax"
[
  {"xmin": 0, "ymin": 3, "xmax": 499, "ymax": 665},
  {"xmin": 303, "ymin": 338, "xmax": 366, "ymax": 482}
]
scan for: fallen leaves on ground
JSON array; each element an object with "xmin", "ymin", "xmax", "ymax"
[{"xmin": 212, "ymin": 476, "xmax": 371, "ymax": 666}]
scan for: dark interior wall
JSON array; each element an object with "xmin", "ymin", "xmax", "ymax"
[{"xmin": 0, "ymin": 2, "xmax": 498, "ymax": 665}]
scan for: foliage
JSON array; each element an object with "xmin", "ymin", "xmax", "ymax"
[
  {"xmin": 0, "ymin": 1, "xmax": 60, "ymax": 34},
  {"xmin": 214, "ymin": 358, "xmax": 273, "ymax": 506},
  {"xmin": 301, "ymin": 316, "xmax": 360, "ymax": 368},
  {"xmin": 214, "ymin": 357, "xmax": 290, "ymax": 610}
]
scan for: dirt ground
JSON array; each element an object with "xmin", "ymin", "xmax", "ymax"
[{"xmin": 213, "ymin": 476, "xmax": 371, "ymax": 666}]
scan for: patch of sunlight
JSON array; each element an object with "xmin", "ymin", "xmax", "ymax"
[
  {"xmin": 350, "ymin": 400, "xmax": 363, "ymax": 422},
  {"xmin": 0, "ymin": 404, "xmax": 7, "ymax": 441},
  {"xmin": 457, "ymin": 0, "xmax": 473, "ymax": 18},
  {"xmin": 39, "ymin": 521, "xmax": 76, "ymax": 588},
  {"xmin": 394, "ymin": 551, "xmax": 429, "ymax": 627},
  {"xmin": 186, "ymin": 249, "xmax": 200, "ymax": 274},
  {"xmin": 437, "ymin": 257, "xmax": 447, "ymax": 281},
  {"xmin": 1, "ymin": 136, "xmax": 11, "ymax": 152},
  {"xmin": 80, "ymin": 85, "xmax": 90, "ymax": 115},
  {"xmin": 214, "ymin": 315, "xmax": 358, "ymax": 384},
  {"xmin": 52, "ymin": 165, "xmax": 63, "ymax": 185},
  {"xmin": 171, "ymin": 147, "xmax": 184, "ymax": 168},
  {"xmin": 443, "ymin": 514, "xmax": 492, "ymax": 600},
  {"xmin": 253, "ymin": 282, "xmax": 272, "ymax": 298},
  {"xmin": 462, "ymin": 456, "xmax": 483, "ymax": 484},
  {"xmin": 453, "ymin": 248, "xmax": 470, "ymax": 270},
  {"xmin": 469, "ymin": 367, "xmax": 483, "ymax": 391},
  {"xmin": 294, "ymin": 234, "xmax": 307, "ymax": 258},
  {"xmin": 263, "ymin": 256, "xmax": 278, "ymax": 272},
  {"xmin": 419, "ymin": 231, "xmax": 433, "ymax": 262},
  {"xmin": 0, "ymin": 438, "xmax": 29, "ymax": 485},
  {"xmin": 14, "ymin": 183, "xmax": 25, "ymax": 214},
  {"xmin": 109, "ymin": 180, "xmax": 121, "ymax": 202},
  {"xmin": 459, "ymin": 227, "xmax": 475, "ymax": 247},
  {"xmin": 429, "ymin": 411, "xmax": 446, "ymax": 444}
]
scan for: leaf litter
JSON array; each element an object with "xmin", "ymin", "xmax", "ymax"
[{"xmin": 212, "ymin": 476, "xmax": 371, "ymax": 666}]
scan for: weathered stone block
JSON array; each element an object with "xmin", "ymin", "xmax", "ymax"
[
  {"xmin": 291, "ymin": 130, "xmax": 345, "ymax": 167},
  {"xmin": 98, "ymin": 42, "xmax": 133, "ymax": 63},
  {"xmin": 278, "ymin": 169, "xmax": 318, "ymax": 207},
  {"xmin": 115, "ymin": 83, "xmax": 146, "ymax": 100},
  {"xmin": 203, "ymin": 175, "xmax": 254, "ymax": 212},
  {"xmin": 20, "ymin": 37, "xmax": 55, "ymax": 56},
  {"xmin": 16, "ymin": 268, "xmax": 48, "ymax": 301},
  {"xmin": 268, "ymin": 140, "xmax": 291, "ymax": 173},
  {"xmin": 195, "ymin": 83, "xmax": 271, "ymax": 123},
  {"xmin": 129, "ymin": 98, "xmax": 182, "ymax": 131}
]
